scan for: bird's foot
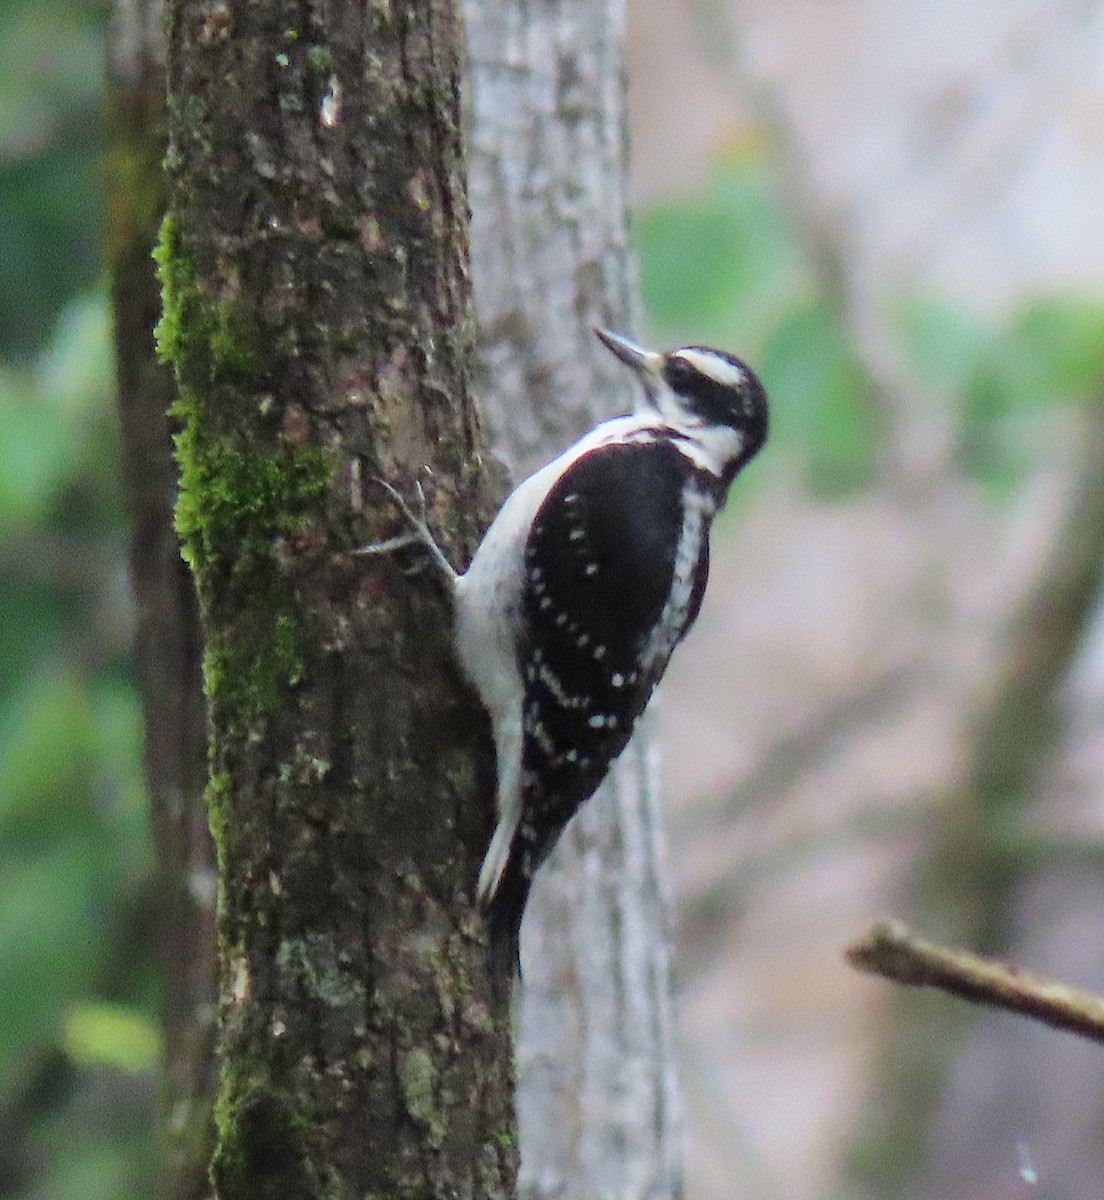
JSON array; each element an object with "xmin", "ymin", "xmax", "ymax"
[{"xmin": 353, "ymin": 478, "xmax": 459, "ymax": 585}]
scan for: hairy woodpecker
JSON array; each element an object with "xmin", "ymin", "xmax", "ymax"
[{"xmin": 359, "ymin": 329, "xmax": 768, "ymax": 977}]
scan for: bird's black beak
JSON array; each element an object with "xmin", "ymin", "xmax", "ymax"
[{"xmin": 593, "ymin": 328, "xmax": 664, "ymax": 382}]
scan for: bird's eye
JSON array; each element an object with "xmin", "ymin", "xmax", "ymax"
[{"xmin": 664, "ymin": 356, "xmax": 695, "ymax": 392}]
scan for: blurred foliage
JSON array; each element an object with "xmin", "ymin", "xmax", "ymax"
[
  {"xmin": 0, "ymin": 1, "xmax": 105, "ymax": 359},
  {"xmin": 638, "ymin": 162, "xmax": 803, "ymax": 349},
  {"xmin": 0, "ymin": 0, "xmax": 160, "ymax": 1194},
  {"xmin": 897, "ymin": 295, "xmax": 1104, "ymax": 493},
  {"xmin": 64, "ymin": 1003, "xmax": 161, "ymax": 1074},
  {"xmin": 638, "ymin": 154, "xmax": 1104, "ymax": 500},
  {"xmin": 4, "ymin": 0, "xmax": 1104, "ymax": 1194},
  {"xmin": 638, "ymin": 155, "xmax": 880, "ymax": 497},
  {"xmin": 0, "ymin": 288, "xmax": 160, "ymax": 1197}
]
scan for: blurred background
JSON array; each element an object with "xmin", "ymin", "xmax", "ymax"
[{"xmin": 3, "ymin": 0, "xmax": 1104, "ymax": 1197}]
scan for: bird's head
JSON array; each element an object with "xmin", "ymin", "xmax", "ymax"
[{"xmin": 594, "ymin": 328, "xmax": 768, "ymax": 480}]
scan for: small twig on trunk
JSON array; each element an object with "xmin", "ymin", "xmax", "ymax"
[{"xmin": 846, "ymin": 920, "xmax": 1104, "ymax": 1045}]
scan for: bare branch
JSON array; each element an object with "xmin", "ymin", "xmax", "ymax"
[{"xmin": 846, "ymin": 920, "xmax": 1104, "ymax": 1045}]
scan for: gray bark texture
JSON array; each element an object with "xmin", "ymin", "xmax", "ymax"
[
  {"xmin": 157, "ymin": 2, "xmax": 517, "ymax": 1196},
  {"xmin": 464, "ymin": 3, "xmax": 685, "ymax": 1197}
]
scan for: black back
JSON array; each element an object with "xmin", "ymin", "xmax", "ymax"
[{"xmin": 515, "ymin": 438, "xmax": 712, "ymax": 872}]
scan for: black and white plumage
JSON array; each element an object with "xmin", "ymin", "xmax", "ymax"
[{"xmin": 362, "ymin": 329, "xmax": 768, "ymax": 977}]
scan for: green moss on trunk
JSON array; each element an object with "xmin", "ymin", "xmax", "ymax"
[{"xmin": 154, "ymin": 211, "xmax": 333, "ymax": 732}]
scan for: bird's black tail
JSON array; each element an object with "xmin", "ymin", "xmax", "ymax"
[{"xmin": 484, "ymin": 855, "xmax": 533, "ymax": 980}]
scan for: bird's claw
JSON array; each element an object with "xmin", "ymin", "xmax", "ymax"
[{"xmin": 353, "ymin": 476, "xmax": 459, "ymax": 584}]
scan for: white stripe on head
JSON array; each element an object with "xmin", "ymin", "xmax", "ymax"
[{"xmin": 671, "ymin": 348, "xmax": 747, "ymax": 387}]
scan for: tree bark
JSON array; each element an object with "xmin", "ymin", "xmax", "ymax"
[
  {"xmin": 106, "ymin": 4, "xmax": 217, "ymax": 1197},
  {"xmin": 157, "ymin": 2, "xmax": 516, "ymax": 1196},
  {"xmin": 465, "ymin": 3, "xmax": 685, "ymax": 1196}
]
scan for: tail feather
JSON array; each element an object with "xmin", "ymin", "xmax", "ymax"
[
  {"xmin": 483, "ymin": 855, "xmax": 532, "ymax": 979},
  {"xmin": 476, "ymin": 815, "xmax": 514, "ymax": 908}
]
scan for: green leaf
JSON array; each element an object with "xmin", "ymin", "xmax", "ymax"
[
  {"xmin": 63, "ymin": 1003, "xmax": 162, "ymax": 1073},
  {"xmin": 0, "ymin": 367, "xmax": 79, "ymax": 524},
  {"xmin": 637, "ymin": 158, "xmax": 805, "ymax": 351},
  {"xmin": 0, "ymin": 841, "xmax": 111, "ymax": 1092},
  {"xmin": 998, "ymin": 299, "xmax": 1104, "ymax": 404},
  {"xmin": 37, "ymin": 291, "xmax": 112, "ymax": 416},
  {"xmin": 760, "ymin": 302, "xmax": 876, "ymax": 496},
  {"xmin": 894, "ymin": 298, "xmax": 993, "ymax": 392},
  {"xmin": 0, "ymin": 670, "xmax": 98, "ymax": 846},
  {"xmin": 0, "ymin": 291, "xmax": 113, "ymax": 527},
  {"xmin": 946, "ymin": 297, "xmax": 1104, "ymax": 491}
]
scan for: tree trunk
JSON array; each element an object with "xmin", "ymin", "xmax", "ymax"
[
  {"xmin": 157, "ymin": 2, "xmax": 516, "ymax": 1196},
  {"xmin": 465, "ymin": 3, "xmax": 685, "ymax": 1196},
  {"xmin": 106, "ymin": 3, "xmax": 217, "ymax": 1197}
]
